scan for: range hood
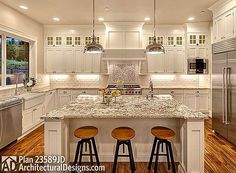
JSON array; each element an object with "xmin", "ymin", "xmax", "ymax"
[{"xmin": 102, "ymin": 48, "xmax": 146, "ymax": 61}]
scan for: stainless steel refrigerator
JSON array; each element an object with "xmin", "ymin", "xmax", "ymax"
[{"xmin": 212, "ymin": 38, "xmax": 236, "ymax": 145}]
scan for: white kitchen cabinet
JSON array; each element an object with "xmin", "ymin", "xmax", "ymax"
[
  {"xmin": 184, "ymin": 90, "xmax": 198, "ymax": 111},
  {"xmin": 75, "ymin": 48, "xmax": 84, "ymax": 72},
  {"xmin": 148, "ymin": 48, "xmax": 185, "ymax": 73},
  {"xmin": 159, "ymin": 89, "xmax": 184, "ymax": 103},
  {"xmin": 147, "ymin": 53, "xmax": 165, "ymax": 73},
  {"xmin": 107, "ymin": 31, "xmax": 141, "ymax": 48},
  {"xmin": 46, "ymin": 36, "xmax": 63, "ymax": 47},
  {"xmin": 214, "ymin": 8, "xmax": 235, "ymax": 42},
  {"xmin": 187, "ymin": 47, "xmax": 207, "ymax": 58},
  {"xmin": 58, "ymin": 90, "xmax": 72, "ymax": 108},
  {"xmin": 184, "ymin": 90, "xmax": 209, "ymax": 112},
  {"xmin": 92, "ymin": 54, "xmax": 101, "ymax": 73},
  {"xmin": 33, "ymin": 105, "xmax": 44, "ymax": 125},
  {"xmin": 197, "ymin": 90, "xmax": 210, "ymax": 112},
  {"xmin": 22, "ymin": 104, "xmax": 44, "ymax": 134},
  {"xmin": 188, "ymin": 34, "xmax": 207, "ymax": 46},
  {"xmin": 22, "ymin": 110, "xmax": 34, "ymax": 133},
  {"xmin": 64, "ymin": 49, "xmax": 75, "ymax": 73},
  {"xmin": 44, "ymin": 90, "xmax": 57, "ymax": 114},
  {"xmin": 46, "ymin": 48, "xmax": 64, "ymax": 73}
]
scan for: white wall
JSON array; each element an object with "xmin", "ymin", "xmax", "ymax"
[{"xmin": 0, "ymin": 2, "xmax": 44, "ymax": 73}]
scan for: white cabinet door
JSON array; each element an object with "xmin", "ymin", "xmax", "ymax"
[
  {"xmin": 84, "ymin": 54, "xmax": 93, "ymax": 73},
  {"xmin": 107, "ymin": 31, "xmax": 123, "ymax": 48},
  {"xmin": 215, "ymin": 17, "xmax": 225, "ymax": 41},
  {"xmin": 175, "ymin": 49, "xmax": 185, "ymax": 73},
  {"xmin": 44, "ymin": 91, "xmax": 57, "ymax": 113},
  {"xmin": 33, "ymin": 105, "xmax": 43, "ymax": 124},
  {"xmin": 224, "ymin": 10, "xmax": 235, "ymax": 39},
  {"xmin": 58, "ymin": 95, "xmax": 71, "ymax": 108},
  {"xmin": 75, "ymin": 49, "xmax": 84, "ymax": 72},
  {"xmin": 46, "ymin": 49, "xmax": 64, "ymax": 73},
  {"xmin": 165, "ymin": 49, "xmax": 175, "ymax": 73},
  {"xmin": 147, "ymin": 54, "xmax": 165, "ymax": 73},
  {"xmin": 64, "ymin": 49, "xmax": 75, "ymax": 73},
  {"xmin": 92, "ymin": 54, "xmax": 101, "ymax": 73},
  {"xmin": 188, "ymin": 47, "xmax": 207, "ymax": 58},
  {"xmin": 184, "ymin": 90, "xmax": 197, "ymax": 111},
  {"xmin": 22, "ymin": 110, "xmax": 34, "ymax": 133},
  {"xmin": 187, "ymin": 47, "xmax": 198, "ymax": 58},
  {"xmin": 197, "ymin": 91, "xmax": 209, "ymax": 112},
  {"xmin": 125, "ymin": 31, "xmax": 140, "ymax": 48}
]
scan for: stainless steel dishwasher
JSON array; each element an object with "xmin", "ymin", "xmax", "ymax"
[{"xmin": 0, "ymin": 97, "xmax": 23, "ymax": 149}]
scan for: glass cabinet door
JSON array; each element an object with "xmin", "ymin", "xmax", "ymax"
[
  {"xmin": 157, "ymin": 36, "xmax": 164, "ymax": 45},
  {"xmin": 47, "ymin": 36, "xmax": 54, "ymax": 46},
  {"xmin": 176, "ymin": 36, "xmax": 183, "ymax": 46},
  {"xmin": 167, "ymin": 36, "xmax": 174, "ymax": 46},
  {"xmin": 198, "ymin": 35, "xmax": 206, "ymax": 45},
  {"xmin": 65, "ymin": 36, "xmax": 73, "ymax": 46},
  {"xmin": 148, "ymin": 36, "xmax": 154, "ymax": 44},
  {"xmin": 55, "ymin": 36, "xmax": 62, "ymax": 46},
  {"xmin": 74, "ymin": 36, "xmax": 81, "ymax": 46},
  {"xmin": 189, "ymin": 35, "xmax": 197, "ymax": 45}
]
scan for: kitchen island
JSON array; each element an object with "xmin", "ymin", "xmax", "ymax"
[{"xmin": 42, "ymin": 95, "xmax": 207, "ymax": 173}]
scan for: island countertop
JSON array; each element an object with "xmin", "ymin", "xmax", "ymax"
[{"xmin": 42, "ymin": 95, "xmax": 207, "ymax": 119}]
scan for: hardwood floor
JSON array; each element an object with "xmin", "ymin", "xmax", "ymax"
[{"xmin": 1, "ymin": 119, "xmax": 236, "ymax": 172}]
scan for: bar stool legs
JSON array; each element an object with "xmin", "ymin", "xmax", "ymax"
[
  {"xmin": 148, "ymin": 138, "xmax": 176, "ymax": 173},
  {"xmin": 73, "ymin": 137, "xmax": 100, "ymax": 167},
  {"xmin": 112, "ymin": 140, "xmax": 135, "ymax": 173}
]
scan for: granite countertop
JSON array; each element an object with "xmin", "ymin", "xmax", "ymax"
[{"xmin": 42, "ymin": 95, "xmax": 207, "ymax": 120}]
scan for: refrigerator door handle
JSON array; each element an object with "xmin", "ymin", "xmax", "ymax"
[
  {"xmin": 226, "ymin": 67, "xmax": 231, "ymax": 124},
  {"xmin": 222, "ymin": 67, "xmax": 226, "ymax": 124}
]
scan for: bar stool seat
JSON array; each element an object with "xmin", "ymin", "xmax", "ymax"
[
  {"xmin": 74, "ymin": 126, "xmax": 98, "ymax": 139},
  {"xmin": 151, "ymin": 126, "xmax": 175, "ymax": 140},
  {"xmin": 73, "ymin": 126, "xmax": 100, "ymax": 171},
  {"xmin": 112, "ymin": 127, "xmax": 135, "ymax": 141},
  {"xmin": 112, "ymin": 127, "xmax": 135, "ymax": 173},
  {"xmin": 148, "ymin": 126, "xmax": 176, "ymax": 173}
]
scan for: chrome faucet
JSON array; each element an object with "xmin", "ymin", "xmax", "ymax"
[
  {"xmin": 146, "ymin": 79, "xmax": 154, "ymax": 100},
  {"xmin": 14, "ymin": 72, "xmax": 26, "ymax": 96}
]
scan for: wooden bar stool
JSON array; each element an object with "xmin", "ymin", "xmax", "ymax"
[
  {"xmin": 73, "ymin": 126, "xmax": 100, "ymax": 168},
  {"xmin": 111, "ymin": 127, "xmax": 136, "ymax": 173},
  {"xmin": 148, "ymin": 126, "xmax": 176, "ymax": 173}
]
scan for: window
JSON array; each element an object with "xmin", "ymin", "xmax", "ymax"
[
  {"xmin": 6, "ymin": 37, "xmax": 29, "ymax": 85},
  {"xmin": 0, "ymin": 35, "xmax": 2, "ymax": 86}
]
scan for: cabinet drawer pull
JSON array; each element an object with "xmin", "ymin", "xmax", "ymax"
[{"xmin": 33, "ymin": 109, "xmax": 37, "ymax": 111}]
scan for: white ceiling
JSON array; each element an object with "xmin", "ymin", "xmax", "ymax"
[{"xmin": 0, "ymin": 0, "xmax": 218, "ymax": 25}]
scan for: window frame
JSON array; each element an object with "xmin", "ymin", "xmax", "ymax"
[{"xmin": 0, "ymin": 29, "xmax": 36, "ymax": 89}]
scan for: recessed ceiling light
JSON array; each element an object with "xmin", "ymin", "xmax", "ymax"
[
  {"xmin": 53, "ymin": 17, "xmax": 60, "ymax": 21},
  {"xmin": 98, "ymin": 17, "xmax": 104, "ymax": 21},
  {"xmin": 188, "ymin": 17, "xmax": 195, "ymax": 21},
  {"xmin": 19, "ymin": 5, "xmax": 28, "ymax": 10},
  {"xmin": 144, "ymin": 17, "xmax": 150, "ymax": 21}
]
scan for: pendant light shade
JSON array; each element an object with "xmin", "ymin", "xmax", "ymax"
[
  {"xmin": 146, "ymin": 38, "xmax": 165, "ymax": 54},
  {"xmin": 146, "ymin": 0, "xmax": 165, "ymax": 54},
  {"xmin": 84, "ymin": 0, "xmax": 104, "ymax": 54}
]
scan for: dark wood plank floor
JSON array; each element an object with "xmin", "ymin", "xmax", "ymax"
[{"xmin": 1, "ymin": 119, "xmax": 236, "ymax": 172}]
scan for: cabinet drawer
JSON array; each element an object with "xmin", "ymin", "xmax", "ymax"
[{"xmin": 71, "ymin": 89, "xmax": 98, "ymax": 95}]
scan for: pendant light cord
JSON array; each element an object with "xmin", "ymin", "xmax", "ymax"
[
  {"xmin": 154, "ymin": 0, "xmax": 156, "ymax": 37},
  {"xmin": 92, "ymin": 0, "xmax": 95, "ymax": 42}
]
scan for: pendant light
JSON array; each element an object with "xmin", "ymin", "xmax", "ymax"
[
  {"xmin": 84, "ymin": 0, "xmax": 104, "ymax": 54},
  {"xmin": 146, "ymin": 0, "xmax": 165, "ymax": 54}
]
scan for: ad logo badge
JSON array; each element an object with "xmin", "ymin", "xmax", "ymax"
[{"xmin": 1, "ymin": 156, "xmax": 17, "ymax": 171}]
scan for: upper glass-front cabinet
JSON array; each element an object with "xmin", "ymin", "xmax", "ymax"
[
  {"xmin": 148, "ymin": 36, "xmax": 164, "ymax": 45},
  {"xmin": 188, "ymin": 34, "xmax": 207, "ymax": 46}
]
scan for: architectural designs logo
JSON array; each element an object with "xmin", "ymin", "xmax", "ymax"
[{"xmin": 0, "ymin": 156, "xmax": 17, "ymax": 171}]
